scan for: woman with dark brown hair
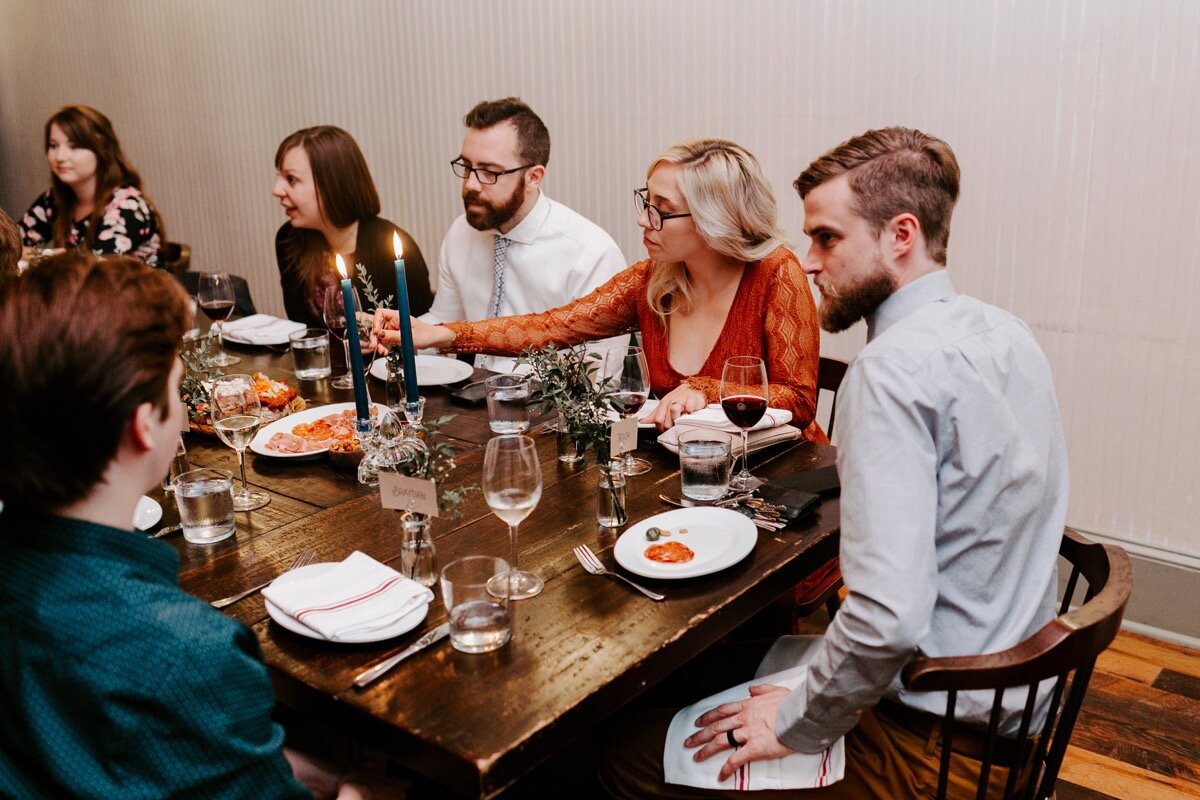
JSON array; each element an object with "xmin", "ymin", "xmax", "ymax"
[
  {"xmin": 272, "ymin": 125, "xmax": 432, "ymax": 326},
  {"xmin": 20, "ymin": 105, "xmax": 163, "ymax": 267}
]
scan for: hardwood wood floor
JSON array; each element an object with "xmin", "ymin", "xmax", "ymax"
[{"xmin": 1057, "ymin": 631, "xmax": 1200, "ymax": 799}]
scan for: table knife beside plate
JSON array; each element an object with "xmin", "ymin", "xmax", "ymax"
[{"xmin": 353, "ymin": 623, "xmax": 450, "ymax": 689}]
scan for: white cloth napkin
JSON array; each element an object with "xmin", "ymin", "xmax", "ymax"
[
  {"xmin": 262, "ymin": 551, "xmax": 433, "ymax": 641},
  {"xmin": 657, "ymin": 423, "xmax": 802, "ymax": 456},
  {"xmin": 664, "ymin": 665, "xmax": 845, "ymax": 791},
  {"xmin": 222, "ymin": 314, "xmax": 307, "ymax": 345},
  {"xmin": 676, "ymin": 403, "xmax": 793, "ymax": 433}
]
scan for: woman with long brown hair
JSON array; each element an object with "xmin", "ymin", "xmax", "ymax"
[
  {"xmin": 272, "ymin": 125, "xmax": 432, "ymax": 326},
  {"xmin": 20, "ymin": 105, "xmax": 163, "ymax": 266}
]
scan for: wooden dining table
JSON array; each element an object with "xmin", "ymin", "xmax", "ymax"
[{"xmin": 164, "ymin": 339, "xmax": 841, "ymax": 799}]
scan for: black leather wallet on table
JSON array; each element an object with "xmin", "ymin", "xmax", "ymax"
[{"xmin": 448, "ymin": 381, "xmax": 489, "ymax": 406}]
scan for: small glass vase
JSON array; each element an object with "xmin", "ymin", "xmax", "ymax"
[
  {"xmin": 556, "ymin": 413, "xmax": 587, "ymax": 464},
  {"xmin": 597, "ymin": 459, "xmax": 628, "ymax": 528},
  {"xmin": 384, "ymin": 359, "xmax": 406, "ymax": 412},
  {"xmin": 400, "ymin": 512, "xmax": 437, "ymax": 587}
]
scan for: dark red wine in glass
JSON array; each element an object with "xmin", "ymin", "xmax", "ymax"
[
  {"xmin": 721, "ymin": 395, "xmax": 767, "ymax": 429},
  {"xmin": 196, "ymin": 272, "xmax": 240, "ymax": 366},
  {"xmin": 199, "ymin": 299, "xmax": 234, "ymax": 322},
  {"xmin": 611, "ymin": 391, "xmax": 647, "ymax": 416}
]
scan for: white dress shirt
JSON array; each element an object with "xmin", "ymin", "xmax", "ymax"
[
  {"xmin": 773, "ymin": 270, "xmax": 1069, "ymax": 752},
  {"xmin": 420, "ymin": 192, "xmax": 628, "ymax": 373}
]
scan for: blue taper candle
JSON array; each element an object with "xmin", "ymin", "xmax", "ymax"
[
  {"xmin": 392, "ymin": 233, "xmax": 420, "ymax": 405},
  {"xmin": 335, "ymin": 255, "xmax": 370, "ymax": 424}
]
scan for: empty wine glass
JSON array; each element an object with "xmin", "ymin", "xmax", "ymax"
[
  {"xmin": 604, "ymin": 345, "xmax": 651, "ymax": 476},
  {"xmin": 483, "ymin": 435, "xmax": 543, "ymax": 600},
  {"xmin": 209, "ymin": 373, "xmax": 270, "ymax": 511},
  {"xmin": 197, "ymin": 273, "xmax": 240, "ymax": 367},
  {"xmin": 323, "ymin": 283, "xmax": 362, "ymax": 390},
  {"xmin": 720, "ymin": 355, "xmax": 769, "ymax": 491}
]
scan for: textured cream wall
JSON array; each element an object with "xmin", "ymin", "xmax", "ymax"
[{"xmin": 1, "ymin": 0, "xmax": 1197, "ymax": 561}]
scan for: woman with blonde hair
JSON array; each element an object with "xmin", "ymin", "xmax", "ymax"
[
  {"xmin": 273, "ymin": 125, "xmax": 432, "ymax": 326},
  {"xmin": 20, "ymin": 105, "xmax": 163, "ymax": 266},
  {"xmin": 375, "ymin": 138, "xmax": 825, "ymax": 438}
]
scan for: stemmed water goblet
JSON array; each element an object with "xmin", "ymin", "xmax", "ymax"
[
  {"xmin": 604, "ymin": 345, "xmax": 651, "ymax": 476},
  {"xmin": 209, "ymin": 373, "xmax": 271, "ymax": 511},
  {"xmin": 323, "ymin": 283, "xmax": 363, "ymax": 390},
  {"xmin": 197, "ymin": 272, "xmax": 240, "ymax": 367},
  {"xmin": 720, "ymin": 355, "xmax": 769, "ymax": 491},
  {"xmin": 482, "ymin": 435, "xmax": 543, "ymax": 600}
]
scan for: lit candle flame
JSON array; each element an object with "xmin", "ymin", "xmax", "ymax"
[
  {"xmin": 392, "ymin": 232, "xmax": 404, "ymax": 259},
  {"xmin": 335, "ymin": 253, "xmax": 347, "ymax": 279}
]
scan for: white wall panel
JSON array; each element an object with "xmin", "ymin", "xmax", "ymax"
[{"xmin": 1, "ymin": 0, "xmax": 1198, "ymax": 561}]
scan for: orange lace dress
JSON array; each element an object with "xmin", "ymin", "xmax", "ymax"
[{"xmin": 445, "ymin": 246, "xmax": 828, "ymax": 442}]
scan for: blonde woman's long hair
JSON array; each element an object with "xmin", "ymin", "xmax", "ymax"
[{"xmin": 644, "ymin": 139, "xmax": 787, "ymax": 322}]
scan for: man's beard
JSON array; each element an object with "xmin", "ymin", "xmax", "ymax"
[
  {"xmin": 463, "ymin": 181, "xmax": 525, "ymax": 231},
  {"xmin": 816, "ymin": 259, "xmax": 896, "ymax": 333}
]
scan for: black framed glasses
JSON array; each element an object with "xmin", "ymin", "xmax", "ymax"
[
  {"xmin": 451, "ymin": 158, "xmax": 534, "ymax": 185},
  {"xmin": 634, "ymin": 188, "xmax": 692, "ymax": 231}
]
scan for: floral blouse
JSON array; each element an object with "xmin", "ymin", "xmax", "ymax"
[{"xmin": 21, "ymin": 186, "xmax": 161, "ymax": 267}]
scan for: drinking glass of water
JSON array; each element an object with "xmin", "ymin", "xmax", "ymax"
[
  {"xmin": 209, "ymin": 374, "xmax": 270, "ymax": 512},
  {"xmin": 174, "ymin": 467, "xmax": 236, "ymax": 544},
  {"xmin": 482, "ymin": 434, "xmax": 543, "ymax": 600},
  {"xmin": 678, "ymin": 429, "xmax": 732, "ymax": 501},
  {"xmin": 440, "ymin": 556, "xmax": 512, "ymax": 653},
  {"xmin": 485, "ymin": 374, "xmax": 531, "ymax": 434}
]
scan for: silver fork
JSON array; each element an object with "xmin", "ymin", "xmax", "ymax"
[
  {"xmin": 572, "ymin": 545, "xmax": 665, "ymax": 601},
  {"xmin": 210, "ymin": 549, "xmax": 316, "ymax": 609}
]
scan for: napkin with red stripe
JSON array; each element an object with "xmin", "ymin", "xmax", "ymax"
[
  {"xmin": 262, "ymin": 551, "xmax": 433, "ymax": 642},
  {"xmin": 663, "ymin": 665, "xmax": 845, "ymax": 790}
]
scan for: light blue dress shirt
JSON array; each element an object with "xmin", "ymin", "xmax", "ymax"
[{"xmin": 772, "ymin": 269, "xmax": 1069, "ymax": 752}]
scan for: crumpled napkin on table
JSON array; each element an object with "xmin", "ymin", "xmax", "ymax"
[
  {"xmin": 262, "ymin": 551, "xmax": 433, "ymax": 641},
  {"xmin": 222, "ymin": 314, "xmax": 308, "ymax": 345},
  {"xmin": 663, "ymin": 665, "xmax": 845, "ymax": 790}
]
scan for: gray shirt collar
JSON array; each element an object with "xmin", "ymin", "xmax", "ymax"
[{"xmin": 866, "ymin": 269, "xmax": 956, "ymax": 342}]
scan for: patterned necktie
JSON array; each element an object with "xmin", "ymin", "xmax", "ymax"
[{"xmin": 488, "ymin": 235, "xmax": 511, "ymax": 318}]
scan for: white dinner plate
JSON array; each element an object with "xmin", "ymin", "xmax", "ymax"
[
  {"xmin": 133, "ymin": 495, "xmax": 162, "ymax": 531},
  {"xmin": 264, "ymin": 562, "xmax": 429, "ymax": 643},
  {"xmin": 613, "ymin": 507, "xmax": 757, "ymax": 579},
  {"xmin": 249, "ymin": 402, "xmax": 389, "ymax": 459},
  {"xmin": 368, "ymin": 354, "xmax": 474, "ymax": 386}
]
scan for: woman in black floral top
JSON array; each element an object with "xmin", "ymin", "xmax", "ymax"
[{"xmin": 20, "ymin": 105, "xmax": 163, "ymax": 267}]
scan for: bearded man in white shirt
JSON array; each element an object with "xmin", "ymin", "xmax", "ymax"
[{"xmin": 420, "ymin": 97, "xmax": 628, "ymax": 373}]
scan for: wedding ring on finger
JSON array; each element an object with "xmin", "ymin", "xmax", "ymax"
[{"xmin": 726, "ymin": 729, "xmax": 742, "ymax": 749}]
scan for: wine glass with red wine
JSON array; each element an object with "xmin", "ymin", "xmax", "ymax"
[
  {"xmin": 604, "ymin": 345, "xmax": 652, "ymax": 476},
  {"xmin": 720, "ymin": 355, "xmax": 768, "ymax": 491},
  {"xmin": 197, "ymin": 272, "xmax": 240, "ymax": 367},
  {"xmin": 323, "ymin": 283, "xmax": 362, "ymax": 390}
]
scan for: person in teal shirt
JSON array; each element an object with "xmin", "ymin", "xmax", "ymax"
[{"xmin": 0, "ymin": 253, "xmax": 399, "ymax": 798}]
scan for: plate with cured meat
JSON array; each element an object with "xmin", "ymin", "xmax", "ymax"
[
  {"xmin": 249, "ymin": 402, "xmax": 387, "ymax": 459},
  {"xmin": 612, "ymin": 507, "xmax": 756, "ymax": 580},
  {"xmin": 188, "ymin": 372, "xmax": 305, "ymax": 434}
]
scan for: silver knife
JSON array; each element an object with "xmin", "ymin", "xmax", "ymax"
[{"xmin": 353, "ymin": 623, "xmax": 450, "ymax": 689}]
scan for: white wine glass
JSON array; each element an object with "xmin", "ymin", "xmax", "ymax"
[
  {"xmin": 604, "ymin": 345, "xmax": 651, "ymax": 476},
  {"xmin": 323, "ymin": 283, "xmax": 361, "ymax": 390},
  {"xmin": 209, "ymin": 373, "xmax": 270, "ymax": 511},
  {"xmin": 197, "ymin": 272, "xmax": 241, "ymax": 367},
  {"xmin": 720, "ymin": 355, "xmax": 769, "ymax": 491},
  {"xmin": 483, "ymin": 435, "xmax": 543, "ymax": 600}
]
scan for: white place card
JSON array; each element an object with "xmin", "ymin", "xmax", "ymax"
[
  {"xmin": 610, "ymin": 416, "xmax": 638, "ymax": 457},
  {"xmin": 378, "ymin": 472, "xmax": 440, "ymax": 517}
]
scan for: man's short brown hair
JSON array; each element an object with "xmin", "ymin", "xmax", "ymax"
[
  {"xmin": 795, "ymin": 127, "xmax": 960, "ymax": 264},
  {"xmin": 0, "ymin": 208, "xmax": 20, "ymax": 278},
  {"xmin": 464, "ymin": 97, "xmax": 551, "ymax": 167},
  {"xmin": 0, "ymin": 253, "xmax": 189, "ymax": 514}
]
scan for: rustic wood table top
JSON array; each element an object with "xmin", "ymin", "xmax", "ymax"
[{"xmin": 162, "ymin": 339, "xmax": 840, "ymax": 798}]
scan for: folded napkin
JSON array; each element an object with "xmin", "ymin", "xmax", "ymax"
[
  {"xmin": 664, "ymin": 666, "xmax": 845, "ymax": 791},
  {"xmin": 262, "ymin": 551, "xmax": 433, "ymax": 641},
  {"xmin": 658, "ymin": 423, "xmax": 802, "ymax": 456},
  {"xmin": 676, "ymin": 403, "xmax": 793, "ymax": 434},
  {"xmin": 222, "ymin": 314, "xmax": 307, "ymax": 345}
]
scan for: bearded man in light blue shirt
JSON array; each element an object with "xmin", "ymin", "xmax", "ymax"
[{"xmin": 602, "ymin": 128, "xmax": 1069, "ymax": 799}]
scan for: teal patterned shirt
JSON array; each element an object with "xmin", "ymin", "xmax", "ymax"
[{"xmin": 0, "ymin": 513, "xmax": 311, "ymax": 799}]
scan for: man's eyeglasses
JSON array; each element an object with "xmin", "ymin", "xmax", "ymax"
[
  {"xmin": 634, "ymin": 189, "xmax": 692, "ymax": 231},
  {"xmin": 451, "ymin": 158, "xmax": 534, "ymax": 185}
]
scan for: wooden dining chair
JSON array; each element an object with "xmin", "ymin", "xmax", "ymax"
[
  {"xmin": 900, "ymin": 527, "xmax": 1132, "ymax": 800},
  {"xmin": 791, "ymin": 356, "xmax": 850, "ymax": 621}
]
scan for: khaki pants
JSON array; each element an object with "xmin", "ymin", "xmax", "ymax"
[{"xmin": 598, "ymin": 705, "xmax": 1023, "ymax": 800}]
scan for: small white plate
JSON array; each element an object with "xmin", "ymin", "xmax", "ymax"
[
  {"xmin": 613, "ymin": 507, "xmax": 757, "ymax": 579},
  {"xmin": 134, "ymin": 496, "xmax": 162, "ymax": 531},
  {"xmin": 249, "ymin": 402, "xmax": 389, "ymax": 459},
  {"xmin": 221, "ymin": 315, "xmax": 307, "ymax": 346},
  {"xmin": 264, "ymin": 562, "xmax": 429, "ymax": 643},
  {"xmin": 369, "ymin": 354, "xmax": 474, "ymax": 386}
]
